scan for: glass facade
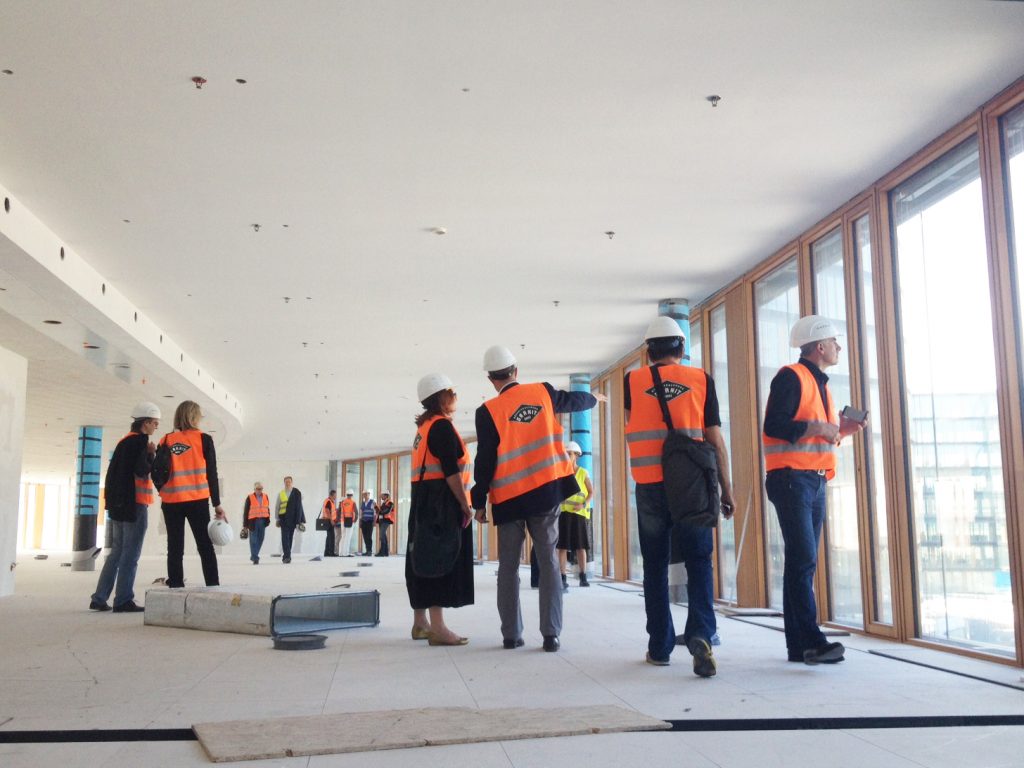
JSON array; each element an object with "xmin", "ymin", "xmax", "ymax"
[
  {"xmin": 811, "ymin": 227, "xmax": 864, "ymax": 627},
  {"xmin": 625, "ymin": 359, "xmax": 643, "ymax": 582},
  {"xmin": 853, "ymin": 214, "xmax": 893, "ymax": 624},
  {"xmin": 709, "ymin": 305, "xmax": 738, "ymax": 602},
  {"xmin": 754, "ymin": 258, "xmax": 801, "ymax": 608},
  {"xmin": 891, "ymin": 138, "xmax": 1014, "ymax": 656},
  {"xmin": 1005, "ymin": 102, "xmax": 1024, "ymax": 398},
  {"xmin": 397, "ymin": 454, "xmax": 411, "ymax": 554}
]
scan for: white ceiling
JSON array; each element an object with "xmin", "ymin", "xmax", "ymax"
[{"xmin": 2, "ymin": 0, "xmax": 1024, "ymax": 469}]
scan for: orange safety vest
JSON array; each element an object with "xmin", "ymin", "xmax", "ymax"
[
  {"xmin": 247, "ymin": 492, "xmax": 271, "ymax": 519},
  {"xmin": 157, "ymin": 430, "xmax": 210, "ymax": 503},
  {"xmin": 625, "ymin": 364, "xmax": 708, "ymax": 484},
  {"xmin": 412, "ymin": 414, "xmax": 472, "ymax": 504},
  {"xmin": 378, "ymin": 500, "xmax": 396, "ymax": 523},
  {"xmin": 763, "ymin": 363, "xmax": 837, "ymax": 480},
  {"xmin": 322, "ymin": 497, "xmax": 338, "ymax": 523},
  {"xmin": 340, "ymin": 497, "xmax": 357, "ymax": 522},
  {"xmin": 483, "ymin": 383, "xmax": 573, "ymax": 505},
  {"xmin": 118, "ymin": 433, "xmax": 155, "ymax": 506}
]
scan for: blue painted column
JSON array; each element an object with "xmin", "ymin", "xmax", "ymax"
[
  {"xmin": 72, "ymin": 426, "xmax": 103, "ymax": 571},
  {"xmin": 569, "ymin": 373, "xmax": 593, "ymax": 577}
]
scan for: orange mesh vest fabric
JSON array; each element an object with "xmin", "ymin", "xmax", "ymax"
[
  {"xmin": 625, "ymin": 364, "xmax": 708, "ymax": 484},
  {"xmin": 483, "ymin": 383, "xmax": 574, "ymax": 505},
  {"xmin": 340, "ymin": 498, "xmax": 357, "ymax": 522},
  {"xmin": 247, "ymin": 493, "xmax": 271, "ymax": 519},
  {"xmin": 763, "ymin": 363, "xmax": 837, "ymax": 480},
  {"xmin": 412, "ymin": 414, "xmax": 471, "ymax": 504},
  {"xmin": 118, "ymin": 433, "xmax": 155, "ymax": 506},
  {"xmin": 322, "ymin": 497, "xmax": 338, "ymax": 523}
]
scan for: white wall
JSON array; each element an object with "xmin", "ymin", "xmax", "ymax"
[{"xmin": 0, "ymin": 344, "xmax": 28, "ymax": 596}]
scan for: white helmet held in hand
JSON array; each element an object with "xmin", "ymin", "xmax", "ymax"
[
  {"xmin": 417, "ymin": 372, "xmax": 453, "ymax": 403},
  {"xmin": 131, "ymin": 401, "xmax": 162, "ymax": 420},
  {"xmin": 207, "ymin": 519, "xmax": 234, "ymax": 547},
  {"xmin": 790, "ymin": 315, "xmax": 842, "ymax": 348}
]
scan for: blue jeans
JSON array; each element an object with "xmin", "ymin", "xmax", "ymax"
[
  {"xmin": 249, "ymin": 518, "xmax": 268, "ymax": 561},
  {"xmin": 92, "ymin": 505, "xmax": 148, "ymax": 607},
  {"xmin": 635, "ymin": 483, "xmax": 715, "ymax": 661},
  {"xmin": 765, "ymin": 469, "xmax": 828, "ymax": 654}
]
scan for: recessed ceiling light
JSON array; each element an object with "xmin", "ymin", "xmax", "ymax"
[
  {"xmin": 43, "ymin": 319, "xmax": 62, "ymax": 325},
  {"xmin": 163, "ymin": 395, "xmax": 175, "ymax": 398},
  {"xmin": 83, "ymin": 343, "xmax": 100, "ymax": 349},
  {"xmin": 1, "ymin": 70, "xmax": 13, "ymax": 76},
  {"xmin": 122, "ymin": 219, "xmax": 130, "ymax": 224},
  {"xmin": 235, "ymin": 78, "xmax": 247, "ymax": 84}
]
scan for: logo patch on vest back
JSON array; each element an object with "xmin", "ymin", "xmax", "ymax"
[
  {"xmin": 510, "ymin": 404, "xmax": 542, "ymax": 423},
  {"xmin": 413, "ymin": 433, "xmax": 422, "ymax": 450},
  {"xmin": 169, "ymin": 442, "xmax": 192, "ymax": 456},
  {"xmin": 645, "ymin": 382, "xmax": 691, "ymax": 402}
]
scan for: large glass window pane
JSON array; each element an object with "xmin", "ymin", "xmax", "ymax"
[
  {"xmin": 811, "ymin": 228, "xmax": 864, "ymax": 627},
  {"xmin": 603, "ymin": 381, "xmax": 616, "ymax": 578},
  {"xmin": 754, "ymin": 258, "xmax": 801, "ymax": 609},
  {"xmin": 709, "ymin": 306, "xmax": 738, "ymax": 602},
  {"xmin": 689, "ymin": 318, "xmax": 703, "ymax": 368},
  {"xmin": 590, "ymin": 381, "xmax": 605, "ymax": 576},
  {"xmin": 1003, "ymin": 102, "xmax": 1024, "ymax": 405},
  {"xmin": 891, "ymin": 138, "xmax": 1013, "ymax": 656},
  {"xmin": 853, "ymin": 214, "xmax": 894, "ymax": 623},
  {"xmin": 625, "ymin": 359, "xmax": 643, "ymax": 582},
  {"xmin": 397, "ymin": 454, "xmax": 411, "ymax": 555}
]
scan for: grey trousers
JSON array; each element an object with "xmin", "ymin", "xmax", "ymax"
[{"xmin": 497, "ymin": 507, "xmax": 562, "ymax": 640}]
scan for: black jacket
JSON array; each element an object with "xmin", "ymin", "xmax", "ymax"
[
  {"xmin": 278, "ymin": 488, "xmax": 306, "ymax": 528},
  {"xmin": 104, "ymin": 432, "xmax": 153, "ymax": 523}
]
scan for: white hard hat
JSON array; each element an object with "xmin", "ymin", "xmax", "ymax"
[
  {"xmin": 565, "ymin": 441, "xmax": 583, "ymax": 455},
  {"xmin": 417, "ymin": 372, "xmax": 453, "ymax": 402},
  {"xmin": 790, "ymin": 315, "xmax": 842, "ymax": 348},
  {"xmin": 644, "ymin": 316, "xmax": 686, "ymax": 341},
  {"xmin": 207, "ymin": 519, "xmax": 234, "ymax": 547},
  {"xmin": 345, "ymin": 489, "xmax": 354, "ymax": 496},
  {"xmin": 483, "ymin": 345, "xmax": 517, "ymax": 372},
  {"xmin": 130, "ymin": 401, "xmax": 162, "ymax": 420},
  {"xmin": 363, "ymin": 488, "xmax": 373, "ymax": 495},
  {"xmin": 381, "ymin": 489, "xmax": 390, "ymax": 496}
]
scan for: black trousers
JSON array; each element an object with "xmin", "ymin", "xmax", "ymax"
[
  {"xmin": 377, "ymin": 520, "xmax": 391, "ymax": 555},
  {"xmin": 163, "ymin": 499, "xmax": 219, "ymax": 587},
  {"xmin": 360, "ymin": 521, "xmax": 374, "ymax": 554},
  {"xmin": 324, "ymin": 524, "xmax": 336, "ymax": 556},
  {"xmin": 281, "ymin": 524, "xmax": 296, "ymax": 560}
]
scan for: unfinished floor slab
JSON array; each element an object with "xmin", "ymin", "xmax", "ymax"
[{"xmin": 193, "ymin": 705, "xmax": 671, "ymax": 762}]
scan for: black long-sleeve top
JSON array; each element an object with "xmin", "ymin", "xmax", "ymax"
[
  {"xmin": 471, "ymin": 382, "xmax": 598, "ymax": 525},
  {"xmin": 762, "ymin": 358, "xmax": 831, "ymax": 444},
  {"xmin": 104, "ymin": 431, "xmax": 154, "ymax": 522}
]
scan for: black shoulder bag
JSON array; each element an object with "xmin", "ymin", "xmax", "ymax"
[
  {"xmin": 408, "ymin": 451, "xmax": 463, "ymax": 578},
  {"xmin": 650, "ymin": 365, "xmax": 721, "ymax": 528}
]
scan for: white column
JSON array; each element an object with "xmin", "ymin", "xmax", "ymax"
[{"xmin": 0, "ymin": 343, "xmax": 28, "ymax": 597}]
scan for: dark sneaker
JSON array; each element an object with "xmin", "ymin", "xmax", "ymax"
[
  {"xmin": 688, "ymin": 637, "xmax": 717, "ymax": 678},
  {"xmin": 803, "ymin": 641, "xmax": 845, "ymax": 665},
  {"xmin": 502, "ymin": 637, "xmax": 525, "ymax": 649},
  {"xmin": 112, "ymin": 601, "xmax": 144, "ymax": 613},
  {"xmin": 645, "ymin": 652, "xmax": 670, "ymax": 666},
  {"xmin": 561, "ymin": 574, "xmax": 569, "ymax": 593},
  {"xmin": 89, "ymin": 599, "xmax": 110, "ymax": 612},
  {"xmin": 543, "ymin": 635, "xmax": 560, "ymax": 652}
]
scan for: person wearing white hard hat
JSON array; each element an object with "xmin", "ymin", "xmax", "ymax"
[
  {"xmin": 157, "ymin": 400, "xmax": 226, "ymax": 587},
  {"xmin": 358, "ymin": 489, "xmax": 378, "ymax": 556},
  {"xmin": 376, "ymin": 490, "xmax": 395, "ymax": 557},
  {"xmin": 556, "ymin": 441, "xmax": 593, "ymax": 590},
  {"xmin": 275, "ymin": 476, "xmax": 305, "ymax": 564},
  {"xmin": 338, "ymin": 490, "xmax": 358, "ymax": 556},
  {"xmin": 763, "ymin": 314, "xmax": 866, "ymax": 665},
  {"xmin": 89, "ymin": 402, "xmax": 162, "ymax": 613},
  {"xmin": 625, "ymin": 317, "xmax": 734, "ymax": 676},
  {"xmin": 471, "ymin": 346, "xmax": 606, "ymax": 652},
  {"xmin": 407, "ymin": 373, "xmax": 475, "ymax": 646}
]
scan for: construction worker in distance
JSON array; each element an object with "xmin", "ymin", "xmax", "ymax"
[
  {"xmin": 275, "ymin": 476, "xmax": 305, "ymax": 564},
  {"xmin": 556, "ymin": 440, "xmax": 593, "ymax": 591},
  {"xmin": 376, "ymin": 490, "xmax": 395, "ymax": 557},
  {"xmin": 471, "ymin": 345, "xmax": 605, "ymax": 653},
  {"xmin": 321, "ymin": 489, "xmax": 339, "ymax": 557},
  {"xmin": 338, "ymin": 490, "xmax": 358, "ymax": 557},
  {"xmin": 625, "ymin": 317, "xmax": 734, "ymax": 677},
  {"xmin": 242, "ymin": 481, "xmax": 271, "ymax": 564},
  {"xmin": 763, "ymin": 315, "xmax": 866, "ymax": 665}
]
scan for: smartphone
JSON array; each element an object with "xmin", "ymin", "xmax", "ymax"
[{"xmin": 841, "ymin": 405, "xmax": 868, "ymax": 423}]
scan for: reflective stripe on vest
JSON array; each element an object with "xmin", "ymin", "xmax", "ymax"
[
  {"xmin": 560, "ymin": 466, "xmax": 591, "ymax": 519},
  {"xmin": 484, "ymin": 382, "xmax": 574, "ymax": 505},
  {"xmin": 118, "ymin": 433, "xmax": 156, "ymax": 506},
  {"xmin": 340, "ymin": 497, "xmax": 357, "ymax": 521},
  {"xmin": 248, "ymin": 493, "xmax": 271, "ymax": 519},
  {"xmin": 411, "ymin": 414, "xmax": 472, "ymax": 500},
  {"xmin": 763, "ymin": 363, "xmax": 837, "ymax": 480},
  {"xmin": 322, "ymin": 497, "xmax": 338, "ymax": 523},
  {"xmin": 625, "ymin": 364, "xmax": 708, "ymax": 484},
  {"xmin": 278, "ymin": 490, "xmax": 289, "ymax": 516},
  {"xmin": 157, "ymin": 430, "xmax": 209, "ymax": 503}
]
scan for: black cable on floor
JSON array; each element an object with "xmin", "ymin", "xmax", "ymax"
[
  {"xmin": 662, "ymin": 714, "xmax": 1024, "ymax": 731},
  {"xmin": 0, "ymin": 728, "xmax": 196, "ymax": 743}
]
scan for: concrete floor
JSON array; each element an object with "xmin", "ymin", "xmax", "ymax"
[{"xmin": 2, "ymin": 551, "xmax": 1023, "ymax": 767}]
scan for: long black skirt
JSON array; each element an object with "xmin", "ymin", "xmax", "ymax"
[
  {"xmin": 405, "ymin": 506, "xmax": 475, "ymax": 610},
  {"xmin": 557, "ymin": 511, "xmax": 590, "ymax": 551}
]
